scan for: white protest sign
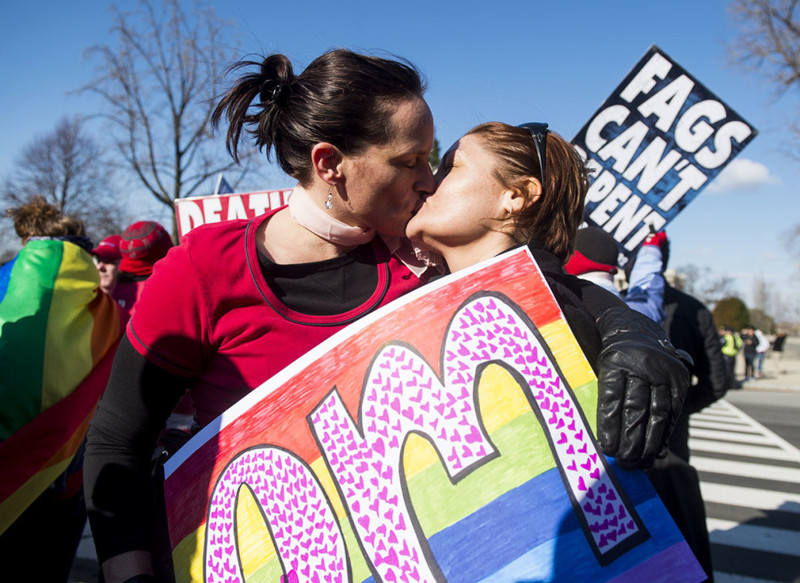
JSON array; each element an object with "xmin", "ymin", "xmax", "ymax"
[{"xmin": 174, "ymin": 189, "xmax": 292, "ymax": 239}]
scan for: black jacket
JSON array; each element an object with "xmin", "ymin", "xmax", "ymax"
[
  {"xmin": 662, "ymin": 284, "xmax": 727, "ymax": 460},
  {"xmin": 524, "ymin": 241, "xmax": 626, "ymax": 369}
]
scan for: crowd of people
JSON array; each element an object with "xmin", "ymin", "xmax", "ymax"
[
  {"xmin": 720, "ymin": 325, "xmax": 787, "ymax": 385},
  {"xmin": 0, "ymin": 47, "xmax": 788, "ymax": 583}
]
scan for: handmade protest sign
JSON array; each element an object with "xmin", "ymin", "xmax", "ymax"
[
  {"xmin": 164, "ymin": 247, "xmax": 704, "ymax": 582},
  {"xmin": 573, "ymin": 45, "xmax": 757, "ymax": 265},
  {"xmin": 175, "ymin": 189, "xmax": 292, "ymax": 239}
]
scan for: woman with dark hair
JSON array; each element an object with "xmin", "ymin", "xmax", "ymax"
[
  {"xmin": 407, "ymin": 121, "xmax": 690, "ymax": 473},
  {"xmin": 84, "ymin": 48, "xmax": 437, "ymax": 582}
]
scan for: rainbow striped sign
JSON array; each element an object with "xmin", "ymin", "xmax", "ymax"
[{"xmin": 165, "ymin": 247, "xmax": 704, "ymax": 582}]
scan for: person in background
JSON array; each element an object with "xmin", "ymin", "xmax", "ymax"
[
  {"xmin": 1, "ymin": 197, "xmax": 126, "ymax": 582},
  {"xmin": 720, "ymin": 326, "xmax": 742, "ymax": 389},
  {"xmin": 564, "ymin": 218, "xmax": 718, "ymax": 578},
  {"xmin": 565, "ymin": 225, "xmax": 666, "ymax": 324},
  {"xmin": 772, "ymin": 330, "xmax": 788, "ymax": 374},
  {"xmin": 91, "ymin": 234, "xmax": 123, "ymax": 296},
  {"xmin": 651, "ymin": 261, "xmax": 728, "ymax": 580},
  {"xmin": 659, "ymin": 257, "xmax": 728, "ymax": 458},
  {"xmin": 113, "ymin": 221, "xmax": 172, "ymax": 315},
  {"xmin": 755, "ymin": 327, "xmax": 769, "ymax": 378},
  {"xmin": 741, "ymin": 325, "xmax": 758, "ymax": 381},
  {"xmin": 562, "ymin": 224, "xmax": 620, "ymax": 293}
]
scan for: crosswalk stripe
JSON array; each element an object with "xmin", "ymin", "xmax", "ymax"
[
  {"xmin": 698, "ymin": 400, "xmax": 757, "ymax": 420},
  {"xmin": 689, "ymin": 427, "xmax": 775, "ymax": 445},
  {"xmin": 692, "ymin": 455, "xmax": 800, "ymax": 483},
  {"xmin": 694, "ymin": 411, "xmax": 743, "ymax": 422},
  {"xmin": 688, "ymin": 399, "xmax": 800, "ymax": 583},
  {"xmin": 697, "ymin": 402, "xmax": 745, "ymax": 416},
  {"xmin": 693, "ymin": 412, "xmax": 760, "ymax": 429},
  {"xmin": 690, "ymin": 419, "xmax": 764, "ymax": 434},
  {"xmin": 699, "ymin": 482, "xmax": 800, "ymax": 512},
  {"xmin": 692, "ymin": 401, "xmax": 800, "ymax": 463},
  {"xmin": 707, "ymin": 518, "xmax": 800, "ymax": 557},
  {"xmin": 688, "ymin": 438, "xmax": 800, "ymax": 462},
  {"xmin": 704, "ymin": 400, "xmax": 744, "ymax": 413},
  {"xmin": 691, "ymin": 415, "xmax": 755, "ymax": 429},
  {"xmin": 714, "ymin": 573, "xmax": 781, "ymax": 583}
]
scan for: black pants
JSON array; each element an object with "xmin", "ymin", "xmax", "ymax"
[
  {"xmin": 722, "ymin": 354, "xmax": 738, "ymax": 388},
  {"xmin": 0, "ymin": 486, "xmax": 87, "ymax": 582},
  {"xmin": 647, "ymin": 452, "xmax": 713, "ymax": 582},
  {"xmin": 744, "ymin": 353, "xmax": 756, "ymax": 379}
]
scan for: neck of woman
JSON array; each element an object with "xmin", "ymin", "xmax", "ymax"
[
  {"xmin": 260, "ymin": 184, "xmax": 368, "ymax": 264},
  {"xmin": 437, "ymin": 233, "xmax": 516, "ymax": 274}
]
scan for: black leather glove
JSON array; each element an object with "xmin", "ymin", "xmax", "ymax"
[{"xmin": 595, "ymin": 306, "xmax": 692, "ymax": 469}]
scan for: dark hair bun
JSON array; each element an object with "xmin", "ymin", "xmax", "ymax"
[
  {"xmin": 212, "ymin": 49, "xmax": 425, "ymax": 183},
  {"xmin": 259, "ymin": 54, "xmax": 293, "ymax": 105}
]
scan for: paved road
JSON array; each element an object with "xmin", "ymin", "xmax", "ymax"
[
  {"xmin": 689, "ymin": 399, "xmax": 800, "ymax": 583},
  {"xmin": 726, "ymin": 389, "xmax": 800, "ymax": 450}
]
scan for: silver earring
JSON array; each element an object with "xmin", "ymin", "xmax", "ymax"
[{"xmin": 324, "ymin": 184, "xmax": 334, "ymax": 210}]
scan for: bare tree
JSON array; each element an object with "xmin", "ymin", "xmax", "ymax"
[
  {"xmin": 749, "ymin": 273, "xmax": 786, "ymax": 331},
  {"xmin": 729, "ymin": 1, "xmax": 800, "ymax": 321},
  {"xmin": 786, "ymin": 223, "xmax": 800, "ymax": 246},
  {"xmin": 82, "ymin": 0, "xmax": 256, "ymax": 236},
  {"xmin": 701, "ymin": 274, "xmax": 738, "ymax": 308},
  {"xmin": 751, "ymin": 274, "xmax": 772, "ymax": 312},
  {"xmin": 729, "ymin": 0, "xmax": 800, "ymax": 306},
  {"xmin": 2, "ymin": 116, "xmax": 124, "ymax": 244},
  {"xmin": 729, "ymin": 0, "xmax": 800, "ymax": 137},
  {"xmin": 671, "ymin": 264, "xmax": 708, "ymax": 296},
  {"xmin": 673, "ymin": 263, "xmax": 737, "ymax": 308},
  {"xmin": 784, "ymin": 223, "xmax": 800, "ymax": 279}
]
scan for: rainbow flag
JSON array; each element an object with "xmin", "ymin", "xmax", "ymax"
[
  {"xmin": 165, "ymin": 248, "xmax": 704, "ymax": 582},
  {"xmin": 0, "ymin": 240, "xmax": 126, "ymax": 534}
]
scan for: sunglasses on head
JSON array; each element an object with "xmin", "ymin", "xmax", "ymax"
[{"xmin": 518, "ymin": 122, "xmax": 549, "ymax": 194}]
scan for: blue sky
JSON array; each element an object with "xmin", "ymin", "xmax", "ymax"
[{"xmin": 1, "ymin": 0, "xmax": 797, "ymax": 314}]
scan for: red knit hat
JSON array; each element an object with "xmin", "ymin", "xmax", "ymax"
[
  {"xmin": 564, "ymin": 226, "xmax": 619, "ymax": 276},
  {"xmin": 119, "ymin": 221, "xmax": 172, "ymax": 276},
  {"xmin": 91, "ymin": 234, "xmax": 123, "ymax": 263}
]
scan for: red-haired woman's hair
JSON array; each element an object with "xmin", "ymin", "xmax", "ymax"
[{"xmin": 466, "ymin": 122, "xmax": 590, "ymax": 262}]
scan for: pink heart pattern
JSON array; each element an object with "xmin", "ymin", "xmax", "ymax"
[
  {"xmin": 309, "ymin": 340, "xmax": 494, "ymax": 582},
  {"xmin": 442, "ymin": 296, "xmax": 641, "ymax": 554},
  {"xmin": 203, "ymin": 294, "xmax": 642, "ymax": 582},
  {"xmin": 204, "ymin": 447, "xmax": 347, "ymax": 583}
]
